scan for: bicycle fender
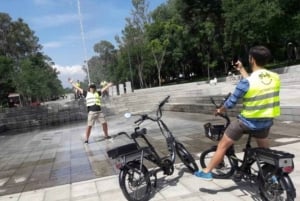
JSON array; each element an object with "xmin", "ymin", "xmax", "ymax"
[
  {"xmin": 279, "ymin": 174, "xmax": 296, "ymax": 199},
  {"xmin": 118, "ymin": 161, "xmax": 141, "ymax": 181}
]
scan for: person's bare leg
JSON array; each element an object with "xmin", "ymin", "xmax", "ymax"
[
  {"xmin": 102, "ymin": 122, "xmax": 109, "ymax": 137},
  {"xmin": 85, "ymin": 126, "xmax": 92, "ymax": 141},
  {"xmin": 256, "ymin": 138, "xmax": 269, "ymax": 148},
  {"xmin": 203, "ymin": 134, "xmax": 234, "ymax": 173}
]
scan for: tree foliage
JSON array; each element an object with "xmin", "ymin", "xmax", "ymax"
[
  {"xmin": 86, "ymin": 0, "xmax": 300, "ymax": 89},
  {"xmin": 0, "ymin": 13, "xmax": 63, "ymax": 107},
  {"xmin": 86, "ymin": 40, "xmax": 116, "ymax": 85}
]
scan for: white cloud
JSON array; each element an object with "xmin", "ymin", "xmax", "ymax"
[
  {"xmin": 53, "ymin": 64, "xmax": 86, "ymax": 88},
  {"xmin": 43, "ymin": 41, "xmax": 63, "ymax": 48},
  {"xmin": 31, "ymin": 13, "xmax": 78, "ymax": 29}
]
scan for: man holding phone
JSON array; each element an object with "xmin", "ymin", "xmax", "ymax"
[{"xmin": 194, "ymin": 46, "xmax": 281, "ymax": 180}]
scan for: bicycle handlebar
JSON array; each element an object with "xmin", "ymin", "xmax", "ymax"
[
  {"xmin": 210, "ymin": 93, "xmax": 231, "ymax": 125},
  {"xmin": 159, "ymin": 95, "xmax": 170, "ymax": 108},
  {"xmin": 117, "ymin": 131, "xmax": 131, "ymax": 139},
  {"xmin": 116, "ymin": 128, "xmax": 147, "ymax": 140},
  {"xmin": 133, "ymin": 96, "xmax": 170, "ymax": 125},
  {"xmin": 223, "ymin": 93, "xmax": 231, "ymax": 103},
  {"xmin": 134, "ymin": 114, "xmax": 148, "ymax": 124},
  {"xmin": 210, "ymin": 93, "xmax": 231, "ymax": 108}
]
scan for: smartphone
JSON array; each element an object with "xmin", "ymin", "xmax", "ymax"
[{"xmin": 232, "ymin": 56, "xmax": 239, "ymax": 67}]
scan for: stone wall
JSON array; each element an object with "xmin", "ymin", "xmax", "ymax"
[{"xmin": 0, "ymin": 101, "xmax": 87, "ymax": 134}]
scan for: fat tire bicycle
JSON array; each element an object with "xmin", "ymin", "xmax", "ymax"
[
  {"xmin": 107, "ymin": 96, "xmax": 198, "ymax": 201},
  {"xmin": 199, "ymin": 94, "xmax": 296, "ymax": 201}
]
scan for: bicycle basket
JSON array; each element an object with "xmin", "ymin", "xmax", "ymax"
[{"xmin": 204, "ymin": 123, "xmax": 225, "ymax": 141}]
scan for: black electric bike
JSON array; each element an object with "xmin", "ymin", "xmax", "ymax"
[
  {"xmin": 200, "ymin": 94, "xmax": 296, "ymax": 201},
  {"xmin": 107, "ymin": 96, "xmax": 198, "ymax": 201}
]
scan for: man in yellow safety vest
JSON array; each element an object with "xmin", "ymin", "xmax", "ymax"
[
  {"xmin": 68, "ymin": 79, "xmax": 113, "ymax": 143},
  {"xmin": 194, "ymin": 46, "xmax": 281, "ymax": 180}
]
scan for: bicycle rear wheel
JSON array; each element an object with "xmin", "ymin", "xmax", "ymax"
[
  {"xmin": 176, "ymin": 142, "xmax": 199, "ymax": 173},
  {"xmin": 200, "ymin": 147, "xmax": 236, "ymax": 179},
  {"xmin": 119, "ymin": 161, "xmax": 152, "ymax": 201},
  {"xmin": 259, "ymin": 164, "xmax": 296, "ymax": 201}
]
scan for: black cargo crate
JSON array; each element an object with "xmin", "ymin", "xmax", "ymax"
[
  {"xmin": 251, "ymin": 148, "xmax": 294, "ymax": 168},
  {"xmin": 107, "ymin": 143, "xmax": 139, "ymax": 159}
]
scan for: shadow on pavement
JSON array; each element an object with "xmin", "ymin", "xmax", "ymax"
[
  {"xmin": 199, "ymin": 180, "xmax": 262, "ymax": 201},
  {"xmin": 149, "ymin": 167, "xmax": 189, "ymax": 199}
]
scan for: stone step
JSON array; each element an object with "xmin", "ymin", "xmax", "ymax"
[{"xmin": 164, "ymin": 103, "xmax": 300, "ymax": 122}]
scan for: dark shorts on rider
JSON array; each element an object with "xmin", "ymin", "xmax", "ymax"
[{"xmin": 225, "ymin": 119, "xmax": 270, "ymax": 141}]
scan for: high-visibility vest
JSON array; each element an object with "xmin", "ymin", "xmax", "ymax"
[
  {"xmin": 241, "ymin": 69, "xmax": 280, "ymax": 119},
  {"xmin": 100, "ymin": 81, "xmax": 108, "ymax": 87},
  {"xmin": 86, "ymin": 92, "xmax": 101, "ymax": 107}
]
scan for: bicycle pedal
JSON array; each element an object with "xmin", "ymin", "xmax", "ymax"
[
  {"xmin": 152, "ymin": 181, "xmax": 157, "ymax": 188},
  {"xmin": 233, "ymin": 175, "xmax": 242, "ymax": 182},
  {"xmin": 233, "ymin": 172, "xmax": 242, "ymax": 182}
]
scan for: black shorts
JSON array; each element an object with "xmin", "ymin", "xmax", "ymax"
[{"xmin": 225, "ymin": 119, "xmax": 270, "ymax": 141}]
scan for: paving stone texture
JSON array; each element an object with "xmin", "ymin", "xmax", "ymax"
[{"xmin": 0, "ymin": 111, "xmax": 299, "ymax": 201}]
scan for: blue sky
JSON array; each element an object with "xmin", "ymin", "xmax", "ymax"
[{"xmin": 1, "ymin": 0, "xmax": 166, "ymax": 87}]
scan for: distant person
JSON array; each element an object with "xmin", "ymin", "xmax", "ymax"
[
  {"xmin": 68, "ymin": 78, "xmax": 113, "ymax": 143},
  {"xmin": 209, "ymin": 77, "xmax": 217, "ymax": 85},
  {"xmin": 194, "ymin": 46, "xmax": 281, "ymax": 180},
  {"xmin": 100, "ymin": 81, "xmax": 109, "ymax": 99},
  {"xmin": 74, "ymin": 80, "xmax": 82, "ymax": 99}
]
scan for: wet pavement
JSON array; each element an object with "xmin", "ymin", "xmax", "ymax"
[{"xmin": 0, "ymin": 111, "xmax": 299, "ymax": 200}]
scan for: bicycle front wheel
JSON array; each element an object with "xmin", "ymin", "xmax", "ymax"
[
  {"xmin": 200, "ymin": 147, "xmax": 236, "ymax": 179},
  {"xmin": 176, "ymin": 142, "xmax": 199, "ymax": 173},
  {"xmin": 119, "ymin": 161, "xmax": 152, "ymax": 201}
]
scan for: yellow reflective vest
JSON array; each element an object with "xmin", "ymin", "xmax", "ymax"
[
  {"xmin": 86, "ymin": 91, "xmax": 101, "ymax": 107},
  {"xmin": 241, "ymin": 69, "xmax": 280, "ymax": 119}
]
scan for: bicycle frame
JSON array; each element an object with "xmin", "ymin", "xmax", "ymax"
[
  {"xmin": 225, "ymin": 133, "xmax": 257, "ymax": 180},
  {"xmin": 108, "ymin": 95, "xmax": 197, "ymax": 176},
  {"xmin": 121, "ymin": 114, "xmax": 178, "ymax": 175},
  {"xmin": 220, "ymin": 117, "xmax": 295, "ymax": 183},
  {"xmin": 107, "ymin": 99, "xmax": 172, "ymax": 168}
]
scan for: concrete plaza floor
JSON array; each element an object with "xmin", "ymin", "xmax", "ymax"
[{"xmin": 0, "ymin": 112, "xmax": 299, "ymax": 201}]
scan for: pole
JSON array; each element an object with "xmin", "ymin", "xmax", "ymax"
[
  {"xmin": 77, "ymin": 0, "xmax": 90, "ymax": 84},
  {"xmin": 127, "ymin": 50, "xmax": 134, "ymax": 91}
]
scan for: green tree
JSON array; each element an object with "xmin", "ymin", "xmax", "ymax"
[
  {"xmin": 14, "ymin": 53, "xmax": 63, "ymax": 103},
  {"xmin": 88, "ymin": 0, "xmax": 300, "ymax": 89},
  {"xmin": 148, "ymin": 38, "xmax": 168, "ymax": 86},
  {"xmin": 124, "ymin": 0, "xmax": 151, "ymax": 88},
  {"xmin": 222, "ymin": 0, "xmax": 281, "ymax": 59},
  {"xmin": 0, "ymin": 13, "xmax": 41, "ymax": 59},
  {"xmin": 0, "ymin": 13, "xmax": 63, "ymax": 106},
  {"xmin": 0, "ymin": 56, "xmax": 14, "ymax": 106},
  {"xmin": 176, "ymin": 0, "xmax": 225, "ymax": 79},
  {"xmin": 86, "ymin": 40, "xmax": 116, "ymax": 85}
]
